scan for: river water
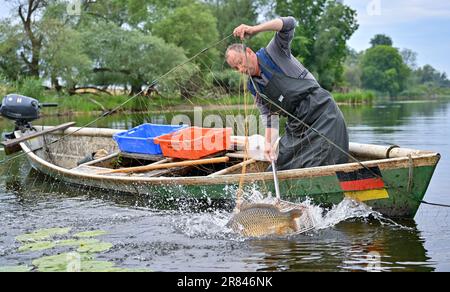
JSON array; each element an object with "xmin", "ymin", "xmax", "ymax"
[{"xmin": 0, "ymin": 99, "xmax": 449, "ymax": 272}]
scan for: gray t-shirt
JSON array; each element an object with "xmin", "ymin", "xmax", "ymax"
[{"xmin": 253, "ymin": 16, "xmax": 317, "ymax": 129}]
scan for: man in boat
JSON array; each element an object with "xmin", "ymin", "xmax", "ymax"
[{"xmin": 225, "ymin": 17, "xmax": 349, "ymax": 170}]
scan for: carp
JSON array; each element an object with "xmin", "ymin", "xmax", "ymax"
[{"xmin": 227, "ymin": 204, "xmax": 302, "ymax": 237}]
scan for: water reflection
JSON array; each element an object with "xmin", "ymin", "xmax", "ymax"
[
  {"xmin": 247, "ymin": 220, "xmax": 434, "ymax": 272},
  {"xmin": 341, "ymin": 100, "xmax": 448, "ymax": 128}
]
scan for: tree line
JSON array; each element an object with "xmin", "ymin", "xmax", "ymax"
[
  {"xmin": 0, "ymin": 0, "xmax": 448, "ymax": 100},
  {"xmin": 344, "ymin": 34, "xmax": 450, "ymax": 97}
]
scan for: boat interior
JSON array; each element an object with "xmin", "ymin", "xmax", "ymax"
[{"xmin": 23, "ymin": 126, "xmax": 438, "ymax": 178}]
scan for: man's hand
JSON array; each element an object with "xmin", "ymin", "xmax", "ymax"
[
  {"xmin": 233, "ymin": 19, "xmax": 284, "ymax": 40},
  {"xmin": 264, "ymin": 142, "xmax": 276, "ymax": 162},
  {"xmin": 233, "ymin": 24, "xmax": 256, "ymax": 40}
]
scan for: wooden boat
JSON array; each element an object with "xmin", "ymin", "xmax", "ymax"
[{"xmin": 14, "ymin": 125, "xmax": 440, "ymax": 218}]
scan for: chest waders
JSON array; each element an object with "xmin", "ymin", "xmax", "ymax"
[{"xmin": 251, "ymin": 49, "xmax": 349, "ymax": 170}]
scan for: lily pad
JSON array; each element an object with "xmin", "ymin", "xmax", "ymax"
[
  {"xmin": 16, "ymin": 227, "xmax": 72, "ymax": 243},
  {"xmin": 56, "ymin": 239, "xmax": 100, "ymax": 248},
  {"xmin": 77, "ymin": 241, "xmax": 113, "ymax": 253},
  {"xmin": 32, "ymin": 253, "xmax": 93, "ymax": 272},
  {"xmin": 81, "ymin": 260, "xmax": 116, "ymax": 272},
  {"xmin": 73, "ymin": 230, "xmax": 107, "ymax": 238},
  {"xmin": 0, "ymin": 266, "xmax": 32, "ymax": 272},
  {"xmin": 120, "ymin": 268, "xmax": 152, "ymax": 272},
  {"xmin": 95, "ymin": 267, "xmax": 151, "ymax": 272},
  {"xmin": 18, "ymin": 241, "xmax": 56, "ymax": 253}
]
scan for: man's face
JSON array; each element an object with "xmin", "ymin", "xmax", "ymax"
[{"xmin": 226, "ymin": 48, "xmax": 259, "ymax": 76}]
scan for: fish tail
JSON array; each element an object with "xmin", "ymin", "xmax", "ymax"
[
  {"xmin": 288, "ymin": 209, "xmax": 302, "ymax": 232},
  {"xmin": 289, "ymin": 209, "xmax": 303, "ymax": 219}
]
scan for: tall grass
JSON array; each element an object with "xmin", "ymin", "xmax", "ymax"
[
  {"xmin": 15, "ymin": 77, "xmax": 45, "ymax": 100},
  {"xmin": 333, "ymin": 90, "xmax": 375, "ymax": 104}
]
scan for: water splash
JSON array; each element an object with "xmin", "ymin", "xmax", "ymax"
[
  {"xmin": 169, "ymin": 185, "xmax": 415, "ymax": 240},
  {"xmin": 171, "ymin": 210, "xmax": 233, "ymax": 239},
  {"xmin": 307, "ymin": 198, "xmax": 376, "ymax": 230}
]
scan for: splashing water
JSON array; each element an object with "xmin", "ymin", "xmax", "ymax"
[
  {"xmin": 307, "ymin": 198, "xmax": 376, "ymax": 230},
  {"xmin": 170, "ymin": 186, "xmax": 399, "ymax": 239},
  {"xmin": 171, "ymin": 210, "xmax": 233, "ymax": 239}
]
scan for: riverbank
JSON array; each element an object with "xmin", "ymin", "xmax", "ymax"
[
  {"xmin": 4, "ymin": 86, "xmax": 436, "ymax": 118},
  {"xmin": 32, "ymin": 89, "xmax": 375, "ymax": 115}
]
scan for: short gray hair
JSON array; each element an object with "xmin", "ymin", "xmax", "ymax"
[{"xmin": 225, "ymin": 44, "xmax": 246, "ymax": 59}]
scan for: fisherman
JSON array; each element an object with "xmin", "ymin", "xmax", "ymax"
[{"xmin": 226, "ymin": 17, "xmax": 349, "ymax": 170}]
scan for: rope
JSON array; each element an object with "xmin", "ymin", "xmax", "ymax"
[
  {"xmin": 421, "ymin": 201, "xmax": 450, "ymax": 208},
  {"xmin": 235, "ymin": 46, "xmax": 253, "ymax": 212},
  {"xmin": 0, "ymin": 34, "xmax": 234, "ymax": 166}
]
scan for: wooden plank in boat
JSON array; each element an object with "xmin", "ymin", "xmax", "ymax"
[
  {"xmin": 72, "ymin": 164, "xmax": 182, "ymax": 178},
  {"xmin": 119, "ymin": 152, "xmax": 165, "ymax": 162},
  {"xmin": 208, "ymin": 159, "xmax": 257, "ymax": 177},
  {"xmin": 81, "ymin": 152, "xmax": 120, "ymax": 166}
]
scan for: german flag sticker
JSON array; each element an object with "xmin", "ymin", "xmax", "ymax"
[{"xmin": 336, "ymin": 167, "xmax": 389, "ymax": 202}]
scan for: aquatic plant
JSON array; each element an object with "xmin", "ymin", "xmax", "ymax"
[
  {"xmin": 77, "ymin": 241, "xmax": 113, "ymax": 253},
  {"xmin": 0, "ymin": 266, "xmax": 32, "ymax": 272},
  {"xmin": 18, "ymin": 241, "xmax": 56, "ymax": 252},
  {"xmin": 7, "ymin": 227, "xmax": 150, "ymax": 272},
  {"xmin": 73, "ymin": 230, "xmax": 108, "ymax": 238},
  {"xmin": 16, "ymin": 227, "xmax": 72, "ymax": 243}
]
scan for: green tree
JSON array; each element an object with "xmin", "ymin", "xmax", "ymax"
[
  {"xmin": 401, "ymin": 48, "xmax": 418, "ymax": 70},
  {"xmin": 33, "ymin": 3, "xmax": 92, "ymax": 91},
  {"xmin": 416, "ymin": 65, "xmax": 441, "ymax": 84},
  {"xmin": 361, "ymin": 45, "xmax": 410, "ymax": 96},
  {"xmin": 0, "ymin": 20, "xmax": 23, "ymax": 81},
  {"xmin": 343, "ymin": 48, "xmax": 363, "ymax": 89},
  {"xmin": 310, "ymin": 1, "xmax": 359, "ymax": 89},
  {"xmin": 413, "ymin": 64, "xmax": 450, "ymax": 88},
  {"xmin": 5, "ymin": 0, "xmax": 53, "ymax": 77},
  {"xmin": 274, "ymin": 0, "xmax": 358, "ymax": 90},
  {"xmin": 83, "ymin": 21, "xmax": 195, "ymax": 95},
  {"xmin": 370, "ymin": 34, "xmax": 393, "ymax": 47},
  {"xmin": 152, "ymin": 2, "xmax": 219, "ymax": 67},
  {"xmin": 40, "ymin": 21, "xmax": 92, "ymax": 91},
  {"xmin": 439, "ymin": 73, "xmax": 450, "ymax": 87},
  {"xmin": 275, "ymin": 0, "xmax": 326, "ymax": 63},
  {"xmin": 207, "ymin": 0, "xmax": 258, "ymax": 47},
  {"xmin": 81, "ymin": 0, "xmax": 180, "ymax": 28}
]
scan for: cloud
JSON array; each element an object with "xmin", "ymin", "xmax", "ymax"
[
  {"xmin": 345, "ymin": 0, "xmax": 450, "ymax": 74},
  {"xmin": 0, "ymin": 1, "xmax": 13, "ymax": 19},
  {"xmin": 345, "ymin": 0, "xmax": 450, "ymax": 25}
]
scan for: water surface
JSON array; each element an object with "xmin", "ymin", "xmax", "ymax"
[{"xmin": 1, "ymin": 99, "xmax": 449, "ymax": 272}]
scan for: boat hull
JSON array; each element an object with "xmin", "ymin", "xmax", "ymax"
[{"xmin": 23, "ymin": 143, "xmax": 439, "ymax": 218}]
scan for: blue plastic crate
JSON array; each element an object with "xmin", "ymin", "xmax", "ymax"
[{"xmin": 113, "ymin": 123, "xmax": 187, "ymax": 155}]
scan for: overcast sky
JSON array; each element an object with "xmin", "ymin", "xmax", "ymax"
[
  {"xmin": 345, "ymin": 0, "xmax": 450, "ymax": 74},
  {"xmin": 1, "ymin": 0, "xmax": 449, "ymax": 74}
]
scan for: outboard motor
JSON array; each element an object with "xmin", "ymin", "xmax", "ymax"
[{"xmin": 0, "ymin": 94, "xmax": 57, "ymax": 139}]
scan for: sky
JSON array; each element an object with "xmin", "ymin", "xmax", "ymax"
[
  {"xmin": 0, "ymin": 0, "xmax": 449, "ymax": 74},
  {"xmin": 344, "ymin": 0, "xmax": 450, "ymax": 74}
]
